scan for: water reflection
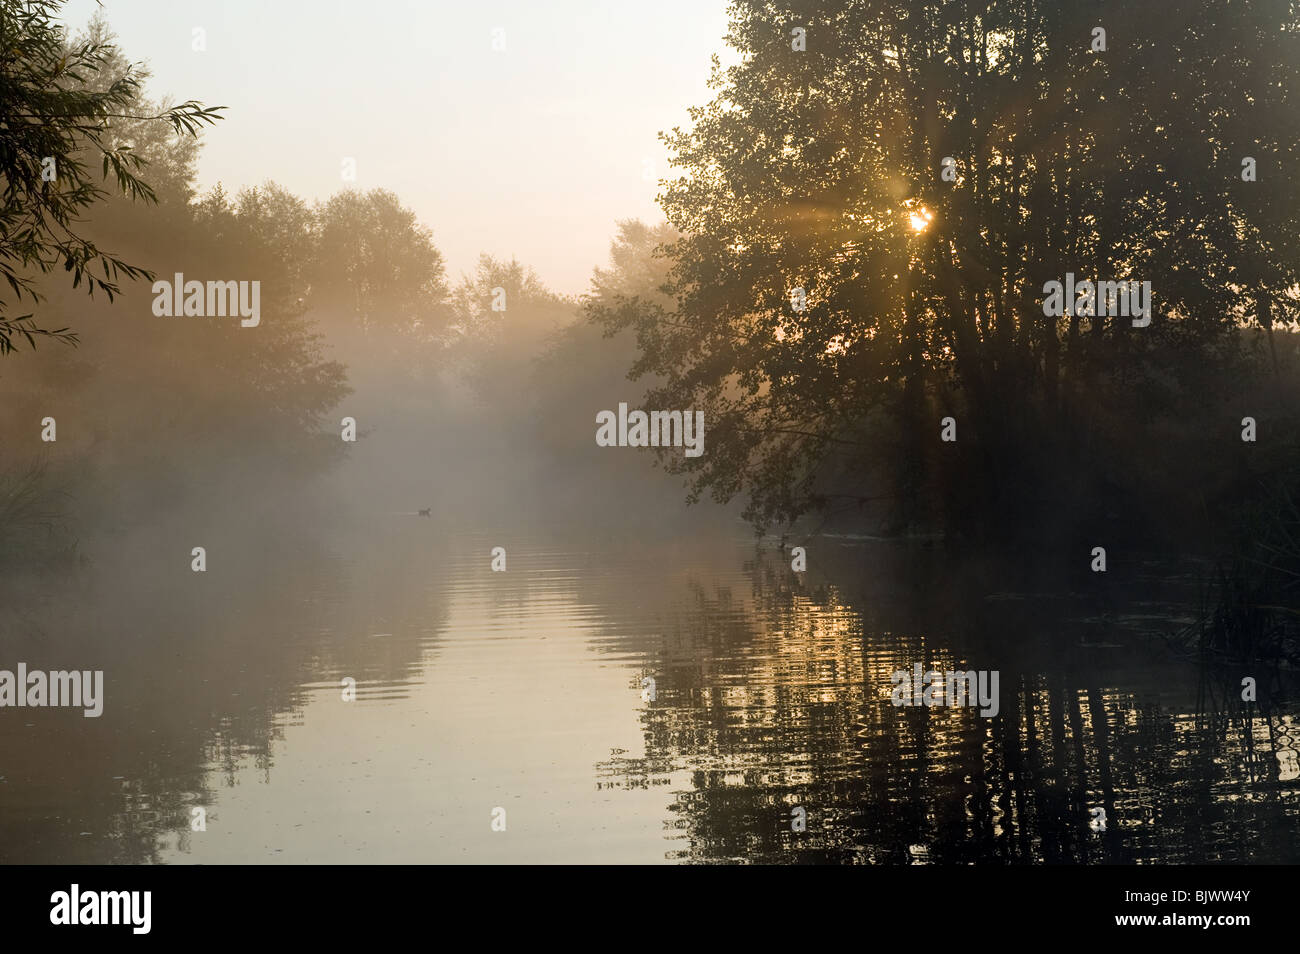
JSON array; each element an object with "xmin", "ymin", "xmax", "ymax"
[
  {"xmin": 0, "ymin": 509, "xmax": 1296, "ymax": 863},
  {"xmin": 0, "ymin": 510, "xmax": 451, "ymax": 863},
  {"xmin": 598, "ymin": 544, "xmax": 1300, "ymax": 864}
]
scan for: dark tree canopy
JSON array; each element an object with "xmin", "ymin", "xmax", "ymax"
[{"xmin": 592, "ymin": 0, "xmax": 1300, "ymax": 536}]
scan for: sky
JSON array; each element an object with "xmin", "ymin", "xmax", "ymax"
[{"xmin": 62, "ymin": 0, "xmax": 731, "ymax": 296}]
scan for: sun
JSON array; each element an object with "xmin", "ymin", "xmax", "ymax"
[{"xmin": 908, "ymin": 206, "xmax": 933, "ymax": 232}]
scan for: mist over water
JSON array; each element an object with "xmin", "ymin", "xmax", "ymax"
[{"xmin": 2, "ymin": 459, "xmax": 1295, "ymax": 862}]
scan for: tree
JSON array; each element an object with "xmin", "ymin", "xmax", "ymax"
[
  {"xmin": 448, "ymin": 254, "xmax": 575, "ymax": 395},
  {"xmin": 534, "ymin": 221, "xmax": 678, "ymax": 466},
  {"xmin": 310, "ymin": 188, "xmax": 452, "ymax": 342},
  {"xmin": 0, "ymin": 0, "xmax": 223, "ymax": 354},
  {"xmin": 597, "ymin": 0, "xmax": 1300, "ymax": 537}
]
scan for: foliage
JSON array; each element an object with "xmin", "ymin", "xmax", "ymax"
[
  {"xmin": 0, "ymin": 0, "xmax": 222, "ymax": 354},
  {"xmin": 592, "ymin": 0, "xmax": 1300, "ymax": 536}
]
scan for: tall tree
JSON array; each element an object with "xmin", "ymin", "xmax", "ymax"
[{"xmin": 595, "ymin": 0, "xmax": 1300, "ymax": 536}]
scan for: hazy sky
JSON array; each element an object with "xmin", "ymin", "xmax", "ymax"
[{"xmin": 63, "ymin": 0, "xmax": 730, "ymax": 295}]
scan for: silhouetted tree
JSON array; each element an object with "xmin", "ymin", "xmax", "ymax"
[{"xmin": 596, "ymin": 0, "xmax": 1300, "ymax": 539}]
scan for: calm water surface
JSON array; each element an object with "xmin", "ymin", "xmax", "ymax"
[{"xmin": 1, "ymin": 510, "xmax": 1296, "ymax": 863}]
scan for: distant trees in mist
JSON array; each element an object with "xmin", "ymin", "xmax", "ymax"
[{"xmin": 0, "ymin": 5, "xmax": 689, "ymax": 559}]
